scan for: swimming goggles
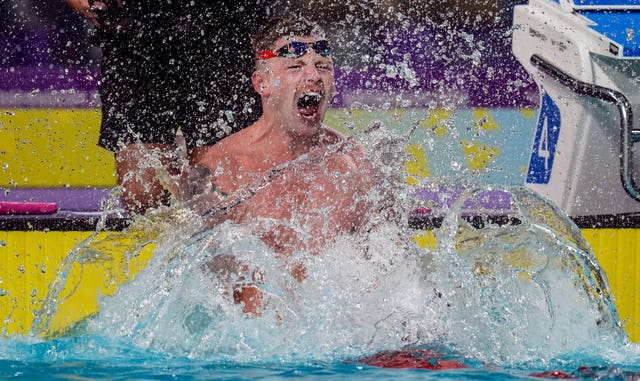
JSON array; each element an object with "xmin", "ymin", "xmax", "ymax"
[{"xmin": 256, "ymin": 40, "xmax": 331, "ymax": 60}]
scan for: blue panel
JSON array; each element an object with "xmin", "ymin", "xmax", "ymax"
[
  {"xmin": 527, "ymin": 93, "xmax": 561, "ymax": 185},
  {"xmin": 579, "ymin": 10, "xmax": 640, "ymax": 56},
  {"xmin": 573, "ymin": 0, "xmax": 640, "ymax": 6}
]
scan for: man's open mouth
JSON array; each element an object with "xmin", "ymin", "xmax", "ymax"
[{"xmin": 297, "ymin": 91, "xmax": 323, "ymax": 119}]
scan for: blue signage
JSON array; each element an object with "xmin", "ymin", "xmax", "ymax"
[
  {"xmin": 572, "ymin": 0, "xmax": 640, "ymax": 6},
  {"xmin": 527, "ymin": 93, "xmax": 561, "ymax": 184},
  {"xmin": 579, "ymin": 10, "xmax": 640, "ymax": 57}
]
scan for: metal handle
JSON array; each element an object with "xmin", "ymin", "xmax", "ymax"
[{"xmin": 529, "ymin": 54, "xmax": 640, "ymax": 202}]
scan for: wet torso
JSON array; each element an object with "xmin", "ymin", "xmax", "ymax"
[{"xmin": 199, "ymin": 124, "xmax": 374, "ymax": 279}]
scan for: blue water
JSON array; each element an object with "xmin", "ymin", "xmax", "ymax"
[
  {"xmin": 2, "ymin": 336, "xmax": 640, "ymax": 380},
  {"xmin": 0, "ymin": 357, "xmax": 528, "ymax": 381}
]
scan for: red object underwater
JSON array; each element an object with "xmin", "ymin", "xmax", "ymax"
[
  {"xmin": 360, "ymin": 349, "xmax": 468, "ymax": 370},
  {"xmin": 360, "ymin": 349, "xmax": 570, "ymax": 378},
  {"xmin": 359, "ymin": 350, "xmax": 640, "ymax": 379}
]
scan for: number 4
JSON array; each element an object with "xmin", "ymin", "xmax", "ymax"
[{"xmin": 538, "ymin": 116, "xmax": 550, "ymax": 171}]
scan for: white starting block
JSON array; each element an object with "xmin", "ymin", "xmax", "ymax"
[{"xmin": 513, "ymin": 0, "xmax": 640, "ymax": 216}]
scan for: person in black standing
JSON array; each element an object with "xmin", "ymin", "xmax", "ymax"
[{"xmin": 65, "ymin": 0, "xmax": 273, "ymax": 215}]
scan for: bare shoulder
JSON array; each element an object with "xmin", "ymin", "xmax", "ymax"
[
  {"xmin": 198, "ymin": 138, "xmax": 234, "ymax": 173},
  {"xmin": 197, "ymin": 129, "xmax": 258, "ymax": 193},
  {"xmin": 199, "ymin": 127, "xmax": 256, "ymax": 169}
]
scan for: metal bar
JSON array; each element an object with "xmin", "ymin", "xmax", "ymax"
[{"xmin": 529, "ymin": 54, "xmax": 640, "ymax": 201}]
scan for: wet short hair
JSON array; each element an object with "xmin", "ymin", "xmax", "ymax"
[{"xmin": 253, "ymin": 16, "xmax": 326, "ymax": 52}]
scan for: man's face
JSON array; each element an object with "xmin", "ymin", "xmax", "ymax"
[{"xmin": 256, "ymin": 35, "xmax": 336, "ymax": 137}]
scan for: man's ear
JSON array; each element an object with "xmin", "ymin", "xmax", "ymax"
[{"xmin": 252, "ymin": 70, "xmax": 268, "ymax": 96}]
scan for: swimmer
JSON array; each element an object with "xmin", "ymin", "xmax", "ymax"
[{"xmin": 170, "ymin": 16, "xmax": 384, "ymax": 315}]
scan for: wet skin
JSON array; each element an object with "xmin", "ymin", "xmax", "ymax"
[{"xmin": 197, "ymin": 35, "xmax": 374, "ymax": 315}]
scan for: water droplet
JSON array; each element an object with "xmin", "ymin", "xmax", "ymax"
[{"xmin": 626, "ymin": 28, "xmax": 635, "ymax": 42}]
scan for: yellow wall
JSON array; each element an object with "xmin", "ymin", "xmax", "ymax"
[
  {"xmin": 582, "ymin": 229, "xmax": 640, "ymax": 342},
  {"xmin": 0, "ymin": 108, "xmax": 116, "ymax": 187},
  {"xmin": 0, "ymin": 230, "xmax": 154, "ymax": 337}
]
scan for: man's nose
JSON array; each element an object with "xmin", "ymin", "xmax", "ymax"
[{"xmin": 302, "ymin": 64, "xmax": 321, "ymax": 82}]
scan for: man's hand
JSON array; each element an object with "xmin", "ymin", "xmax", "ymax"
[
  {"xmin": 205, "ymin": 254, "xmax": 265, "ymax": 317},
  {"xmin": 157, "ymin": 163, "xmax": 215, "ymax": 201},
  {"xmin": 233, "ymin": 284, "xmax": 263, "ymax": 316}
]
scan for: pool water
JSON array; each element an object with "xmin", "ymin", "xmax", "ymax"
[
  {"xmin": 2, "ymin": 336, "xmax": 640, "ymax": 380},
  {"xmin": 0, "ymin": 357, "xmax": 539, "ymax": 380}
]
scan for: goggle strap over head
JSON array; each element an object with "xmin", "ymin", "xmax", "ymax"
[{"xmin": 256, "ymin": 50, "xmax": 278, "ymax": 60}]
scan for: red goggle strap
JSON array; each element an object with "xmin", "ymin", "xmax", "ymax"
[{"xmin": 256, "ymin": 50, "xmax": 277, "ymax": 60}]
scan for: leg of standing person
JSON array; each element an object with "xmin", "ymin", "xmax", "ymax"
[{"xmin": 71, "ymin": 0, "xmax": 187, "ymax": 215}]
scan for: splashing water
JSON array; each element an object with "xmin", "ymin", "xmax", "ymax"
[
  {"xmin": 14, "ymin": 124, "xmax": 640, "ymax": 378},
  {"xmin": 424, "ymin": 187, "xmax": 626, "ymax": 366},
  {"xmin": 77, "ymin": 189, "xmax": 626, "ymax": 365}
]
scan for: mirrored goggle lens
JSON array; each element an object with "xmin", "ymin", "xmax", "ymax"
[
  {"xmin": 280, "ymin": 41, "xmax": 308, "ymax": 57},
  {"xmin": 276, "ymin": 40, "xmax": 331, "ymax": 58},
  {"xmin": 312, "ymin": 40, "xmax": 331, "ymax": 57}
]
